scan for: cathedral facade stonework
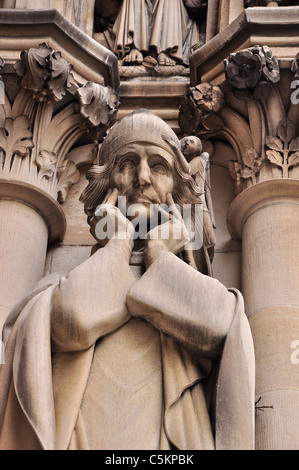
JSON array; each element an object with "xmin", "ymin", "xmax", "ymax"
[{"xmin": 0, "ymin": 0, "xmax": 299, "ymax": 451}]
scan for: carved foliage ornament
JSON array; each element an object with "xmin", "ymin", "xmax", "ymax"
[
  {"xmin": 0, "ymin": 44, "xmax": 119, "ymax": 203},
  {"xmin": 224, "ymin": 46, "xmax": 280, "ymax": 90},
  {"xmin": 228, "ymin": 147, "xmax": 263, "ymax": 195},
  {"xmin": 179, "ymin": 83, "xmax": 225, "ymax": 135},
  {"xmin": 14, "ymin": 43, "xmax": 76, "ymax": 103},
  {"xmin": 180, "ymin": 47, "xmax": 299, "ymax": 196},
  {"xmin": 57, "ymin": 159, "xmax": 81, "ymax": 203},
  {"xmin": 228, "ymin": 119, "xmax": 299, "ymax": 194},
  {"xmin": 225, "ymin": 48, "xmax": 299, "ymax": 194},
  {"xmin": 266, "ymin": 118, "xmax": 299, "ymax": 179},
  {"xmin": 35, "ymin": 150, "xmax": 79, "ymax": 203},
  {"xmin": 77, "ymin": 82, "xmax": 119, "ymax": 128},
  {"xmin": 0, "ymin": 116, "xmax": 33, "ymax": 160},
  {"xmin": 0, "ymin": 115, "xmax": 79, "ymax": 203},
  {"xmin": 13, "ymin": 43, "xmax": 119, "ymax": 131}
]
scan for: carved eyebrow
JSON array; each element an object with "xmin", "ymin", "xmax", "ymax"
[
  {"xmin": 116, "ymin": 153, "xmax": 139, "ymax": 164},
  {"xmin": 148, "ymin": 154, "xmax": 173, "ymax": 168}
]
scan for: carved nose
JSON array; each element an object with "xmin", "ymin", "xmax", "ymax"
[{"xmin": 136, "ymin": 161, "xmax": 151, "ymax": 186}]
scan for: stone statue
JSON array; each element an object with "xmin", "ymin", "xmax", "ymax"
[
  {"xmin": 180, "ymin": 135, "xmax": 216, "ymax": 267},
  {"xmin": 0, "ymin": 109, "xmax": 255, "ymax": 450},
  {"xmin": 95, "ymin": 0, "xmax": 207, "ymax": 71}
]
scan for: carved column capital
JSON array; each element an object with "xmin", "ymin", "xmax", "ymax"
[
  {"xmin": 180, "ymin": 46, "xmax": 299, "ymax": 198},
  {"xmin": 224, "ymin": 47, "xmax": 299, "ymax": 195},
  {"xmin": 0, "ymin": 43, "xmax": 119, "ymax": 241}
]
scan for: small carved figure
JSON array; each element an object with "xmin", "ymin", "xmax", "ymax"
[{"xmin": 180, "ymin": 135, "xmax": 216, "ymax": 265}]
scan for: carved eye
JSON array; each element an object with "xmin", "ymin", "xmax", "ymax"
[
  {"xmin": 119, "ymin": 159, "xmax": 136, "ymax": 171},
  {"xmin": 151, "ymin": 163, "xmax": 167, "ymax": 175}
]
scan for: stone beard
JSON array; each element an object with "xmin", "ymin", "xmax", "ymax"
[{"xmin": 0, "ymin": 109, "xmax": 255, "ymax": 450}]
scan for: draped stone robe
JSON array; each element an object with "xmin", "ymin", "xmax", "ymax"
[
  {"xmin": 112, "ymin": 0, "xmax": 201, "ymax": 64},
  {"xmin": 0, "ymin": 240, "xmax": 255, "ymax": 450}
]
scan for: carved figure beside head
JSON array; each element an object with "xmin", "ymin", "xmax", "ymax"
[{"xmin": 180, "ymin": 135, "xmax": 216, "ymax": 265}]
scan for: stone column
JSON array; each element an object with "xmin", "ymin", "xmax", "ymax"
[
  {"xmin": 222, "ymin": 47, "xmax": 299, "ymax": 449},
  {"xmin": 181, "ymin": 41, "xmax": 299, "ymax": 448},
  {"xmin": 228, "ymin": 179, "xmax": 299, "ymax": 449},
  {"xmin": 0, "ymin": 187, "xmax": 65, "ymax": 332}
]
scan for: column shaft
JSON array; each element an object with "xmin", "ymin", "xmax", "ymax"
[
  {"xmin": 0, "ymin": 200, "xmax": 48, "ymax": 332},
  {"xmin": 228, "ymin": 179, "xmax": 299, "ymax": 449}
]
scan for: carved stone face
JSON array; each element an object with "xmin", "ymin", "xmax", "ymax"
[
  {"xmin": 109, "ymin": 142, "xmax": 175, "ymax": 216},
  {"xmin": 180, "ymin": 136, "xmax": 202, "ymax": 161}
]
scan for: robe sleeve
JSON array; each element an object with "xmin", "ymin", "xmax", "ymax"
[
  {"xmin": 127, "ymin": 250, "xmax": 255, "ymax": 449},
  {"xmin": 51, "ymin": 239, "xmax": 135, "ymax": 353},
  {"xmin": 126, "ymin": 250, "xmax": 237, "ymax": 359}
]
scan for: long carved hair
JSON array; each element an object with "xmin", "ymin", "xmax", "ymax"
[
  {"xmin": 79, "ymin": 153, "xmax": 201, "ymax": 217},
  {"xmin": 80, "ymin": 109, "xmax": 202, "ymax": 215}
]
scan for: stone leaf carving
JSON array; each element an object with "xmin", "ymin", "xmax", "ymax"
[
  {"xmin": 241, "ymin": 146, "xmax": 263, "ymax": 183},
  {"xmin": 4, "ymin": 45, "xmax": 119, "ymax": 206},
  {"xmin": 48, "ymin": 51, "xmax": 76, "ymax": 101},
  {"xmin": 277, "ymin": 118, "xmax": 296, "ymax": 144},
  {"xmin": 14, "ymin": 43, "xmax": 52, "ymax": 92},
  {"xmin": 179, "ymin": 83, "xmax": 225, "ymax": 135},
  {"xmin": 57, "ymin": 159, "xmax": 80, "ymax": 203},
  {"xmin": 14, "ymin": 43, "xmax": 119, "ymax": 134},
  {"xmin": 266, "ymin": 117, "xmax": 299, "ymax": 178},
  {"xmin": 0, "ymin": 116, "xmax": 34, "ymax": 162},
  {"xmin": 14, "ymin": 43, "xmax": 76, "ymax": 103},
  {"xmin": 224, "ymin": 46, "xmax": 280, "ymax": 90},
  {"xmin": 77, "ymin": 82, "xmax": 119, "ymax": 127},
  {"xmin": 228, "ymin": 160, "xmax": 244, "ymax": 195},
  {"xmin": 228, "ymin": 146, "xmax": 263, "ymax": 194},
  {"xmin": 35, "ymin": 149, "xmax": 80, "ymax": 202},
  {"xmin": 35, "ymin": 150, "xmax": 58, "ymax": 179},
  {"xmin": 257, "ymin": 45, "xmax": 280, "ymax": 83}
]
